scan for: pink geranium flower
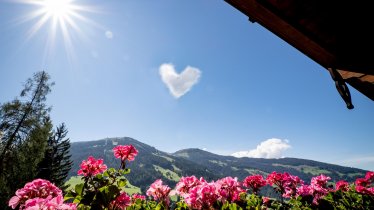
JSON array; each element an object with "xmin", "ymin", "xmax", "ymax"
[
  {"xmin": 365, "ymin": 171, "xmax": 374, "ymax": 183},
  {"xmin": 216, "ymin": 176, "xmax": 245, "ymax": 202},
  {"xmin": 175, "ymin": 176, "xmax": 203, "ymax": 196},
  {"xmin": 335, "ymin": 180, "xmax": 350, "ymax": 192},
  {"xmin": 184, "ymin": 181, "xmax": 219, "ymax": 209},
  {"xmin": 111, "ymin": 192, "xmax": 131, "ymax": 209},
  {"xmin": 262, "ymin": 196, "xmax": 271, "ymax": 206},
  {"xmin": 8, "ymin": 179, "xmax": 62, "ymax": 209},
  {"xmin": 77, "ymin": 156, "xmax": 107, "ymax": 177},
  {"xmin": 23, "ymin": 195, "xmax": 77, "ymax": 210},
  {"xmin": 113, "ymin": 145, "xmax": 138, "ymax": 161},
  {"xmin": 243, "ymin": 175, "xmax": 267, "ymax": 194},
  {"xmin": 266, "ymin": 171, "xmax": 286, "ymax": 194},
  {"xmin": 146, "ymin": 179, "xmax": 171, "ymax": 205},
  {"xmin": 267, "ymin": 172, "xmax": 303, "ymax": 198},
  {"xmin": 131, "ymin": 193, "xmax": 146, "ymax": 201},
  {"xmin": 296, "ymin": 184, "xmax": 312, "ymax": 197},
  {"xmin": 283, "ymin": 174, "xmax": 303, "ymax": 198},
  {"xmin": 310, "ymin": 174, "xmax": 331, "ymax": 204},
  {"xmin": 355, "ymin": 178, "xmax": 369, "ymax": 187}
]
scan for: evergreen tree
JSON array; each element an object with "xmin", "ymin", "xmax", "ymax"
[
  {"xmin": 0, "ymin": 71, "xmax": 53, "ymax": 208},
  {"xmin": 37, "ymin": 123, "xmax": 73, "ymax": 191}
]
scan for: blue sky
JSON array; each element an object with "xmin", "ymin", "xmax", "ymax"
[{"xmin": 0, "ymin": 0, "xmax": 373, "ymax": 170}]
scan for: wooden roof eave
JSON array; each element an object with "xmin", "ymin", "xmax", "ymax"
[{"xmin": 225, "ymin": 0, "xmax": 362, "ymax": 109}]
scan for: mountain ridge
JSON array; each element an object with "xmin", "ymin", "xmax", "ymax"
[{"xmin": 69, "ymin": 137, "xmax": 367, "ymax": 193}]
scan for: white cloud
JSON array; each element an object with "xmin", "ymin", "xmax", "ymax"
[
  {"xmin": 232, "ymin": 138, "xmax": 291, "ymax": 159},
  {"xmin": 105, "ymin": 30, "xmax": 113, "ymax": 39},
  {"xmin": 159, "ymin": 63, "xmax": 201, "ymax": 98}
]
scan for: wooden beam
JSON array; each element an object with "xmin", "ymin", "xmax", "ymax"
[{"xmin": 225, "ymin": 0, "xmax": 337, "ymax": 69}]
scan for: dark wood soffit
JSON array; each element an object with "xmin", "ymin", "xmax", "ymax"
[
  {"xmin": 225, "ymin": 0, "xmax": 336, "ymax": 70},
  {"xmin": 225, "ymin": 0, "xmax": 374, "ymax": 102}
]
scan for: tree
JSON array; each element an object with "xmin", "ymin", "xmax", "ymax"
[
  {"xmin": 37, "ymin": 123, "xmax": 73, "ymax": 191},
  {"xmin": 0, "ymin": 71, "xmax": 53, "ymax": 165},
  {"xmin": 0, "ymin": 71, "xmax": 53, "ymax": 208}
]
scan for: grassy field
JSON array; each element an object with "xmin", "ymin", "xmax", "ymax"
[
  {"xmin": 153, "ymin": 165, "xmax": 180, "ymax": 182},
  {"xmin": 65, "ymin": 176, "xmax": 141, "ymax": 194},
  {"xmin": 272, "ymin": 164, "xmax": 332, "ymax": 176}
]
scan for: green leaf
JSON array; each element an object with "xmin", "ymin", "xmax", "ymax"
[
  {"xmin": 73, "ymin": 195, "xmax": 82, "ymax": 203},
  {"xmin": 95, "ymin": 173, "xmax": 103, "ymax": 180},
  {"xmin": 75, "ymin": 183, "xmax": 84, "ymax": 196},
  {"xmin": 64, "ymin": 191, "xmax": 76, "ymax": 201},
  {"xmin": 103, "ymin": 170, "xmax": 109, "ymax": 177},
  {"xmin": 117, "ymin": 179, "xmax": 127, "ymax": 187},
  {"xmin": 155, "ymin": 203, "xmax": 164, "ymax": 210},
  {"xmin": 229, "ymin": 203, "xmax": 238, "ymax": 210},
  {"xmin": 120, "ymin": 168, "xmax": 130, "ymax": 175}
]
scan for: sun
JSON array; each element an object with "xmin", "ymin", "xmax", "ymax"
[
  {"xmin": 42, "ymin": 0, "xmax": 73, "ymax": 18},
  {"xmin": 16, "ymin": 0, "xmax": 98, "ymax": 61}
]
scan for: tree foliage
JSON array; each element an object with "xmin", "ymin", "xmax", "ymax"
[
  {"xmin": 0, "ymin": 71, "xmax": 72, "ymax": 209},
  {"xmin": 37, "ymin": 122, "xmax": 73, "ymax": 191}
]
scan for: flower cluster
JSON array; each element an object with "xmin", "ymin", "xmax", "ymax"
[
  {"xmin": 146, "ymin": 179, "xmax": 172, "ymax": 205},
  {"xmin": 216, "ymin": 176, "xmax": 245, "ymax": 202},
  {"xmin": 355, "ymin": 171, "xmax": 374, "ymax": 196},
  {"xmin": 110, "ymin": 192, "xmax": 131, "ymax": 209},
  {"xmin": 175, "ymin": 175, "xmax": 202, "ymax": 196},
  {"xmin": 77, "ymin": 156, "xmax": 107, "ymax": 177},
  {"xmin": 309, "ymin": 174, "xmax": 331, "ymax": 204},
  {"xmin": 335, "ymin": 180, "xmax": 349, "ymax": 192},
  {"xmin": 174, "ymin": 175, "xmax": 246, "ymax": 209},
  {"xmin": 185, "ymin": 181, "xmax": 219, "ymax": 209},
  {"xmin": 21, "ymin": 195, "xmax": 76, "ymax": 210},
  {"xmin": 113, "ymin": 144, "xmax": 138, "ymax": 161},
  {"xmin": 8, "ymin": 179, "xmax": 76, "ymax": 210},
  {"xmin": 266, "ymin": 172, "xmax": 303, "ymax": 198},
  {"xmin": 242, "ymin": 175, "xmax": 267, "ymax": 194},
  {"xmin": 294, "ymin": 174, "xmax": 332, "ymax": 204},
  {"xmin": 131, "ymin": 193, "xmax": 146, "ymax": 202}
]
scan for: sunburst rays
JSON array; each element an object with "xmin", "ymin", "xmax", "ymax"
[{"xmin": 14, "ymin": 0, "xmax": 101, "ymax": 62}]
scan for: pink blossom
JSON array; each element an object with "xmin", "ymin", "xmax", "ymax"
[
  {"xmin": 77, "ymin": 156, "xmax": 107, "ymax": 177},
  {"xmin": 262, "ymin": 196, "xmax": 271, "ymax": 206},
  {"xmin": 113, "ymin": 145, "xmax": 138, "ymax": 161},
  {"xmin": 296, "ymin": 184, "xmax": 312, "ymax": 197},
  {"xmin": 131, "ymin": 193, "xmax": 146, "ymax": 201},
  {"xmin": 242, "ymin": 175, "xmax": 267, "ymax": 194},
  {"xmin": 354, "ymin": 173, "xmax": 374, "ymax": 196},
  {"xmin": 365, "ymin": 171, "xmax": 374, "ymax": 183},
  {"xmin": 266, "ymin": 172, "xmax": 286, "ymax": 193},
  {"xmin": 356, "ymin": 186, "xmax": 374, "ymax": 196},
  {"xmin": 283, "ymin": 174, "xmax": 303, "ymax": 198},
  {"xmin": 146, "ymin": 179, "xmax": 171, "ymax": 205},
  {"xmin": 216, "ymin": 176, "xmax": 245, "ymax": 202},
  {"xmin": 8, "ymin": 179, "xmax": 62, "ymax": 209},
  {"xmin": 356, "ymin": 185, "xmax": 368, "ymax": 194},
  {"xmin": 266, "ymin": 172, "xmax": 303, "ymax": 198},
  {"xmin": 184, "ymin": 181, "xmax": 219, "ymax": 209},
  {"xmin": 355, "ymin": 177, "xmax": 369, "ymax": 187},
  {"xmin": 335, "ymin": 180, "xmax": 349, "ymax": 192},
  {"xmin": 111, "ymin": 192, "xmax": 131, "ymax": 209},
  {"xmin": 310, "ymin": 174, "xmax": 331, "ymax": 204},
  {"xmin": 17, "ymin": 195, "xmax": 77, "ymax": 210},
  {"xmin": 367, "ymin": 187, "xmax": 374, "ymax": 196},
  {"xmin": 175, "ymin": 176, "xmax": 204, "ymax": 196}
]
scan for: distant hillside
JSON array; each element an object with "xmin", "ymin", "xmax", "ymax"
[
  {"xmin": 173, "ymin": 148, "xmax": 367, "ymax": 183},
  {"xmin": 70, "ymin": 138, "xmax": 219, "ymax": 192},
  {"xmin": 70, "ymin": 138, "xmax": 367, "ymax": 193}
]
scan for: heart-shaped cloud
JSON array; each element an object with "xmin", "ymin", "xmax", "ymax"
[{"xmin": 159, "ymin": 63, "xmax": 201, "ymax": 98}]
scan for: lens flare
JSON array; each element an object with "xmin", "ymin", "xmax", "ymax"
[{"xmin": 15, "ymin": 0, "xmax": 100, "ymax": 62}]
